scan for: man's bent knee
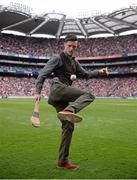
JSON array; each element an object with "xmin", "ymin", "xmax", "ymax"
[{"xmin": 86, "ymin": 92, "xmax": 95, "ymax": 101}]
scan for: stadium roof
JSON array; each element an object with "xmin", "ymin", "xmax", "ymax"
[{"xmin": 0, "ymin": 4, "xmax": 137, "ymax": 38}]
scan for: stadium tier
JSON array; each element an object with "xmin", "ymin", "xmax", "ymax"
[{"xmin": 0, "ymin": 33, "xmax": 137, "ymax": 98}]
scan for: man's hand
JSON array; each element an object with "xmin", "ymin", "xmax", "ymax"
[
  {"xmin": 34, "ymin": 94, "xmax": 41, "ymax": 101},
  {"xmin": 99, "ymin": 68, "xmax": 108, "ymax": 76}
]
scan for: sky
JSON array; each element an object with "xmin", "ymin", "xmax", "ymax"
[{"xmin": 1, "ymin": 0, "xmax": 137, "ymax": 18}]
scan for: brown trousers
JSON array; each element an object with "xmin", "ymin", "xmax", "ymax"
[{"xmin": 48, "ymin": 82, "xmax": 95, "ymax": 164}]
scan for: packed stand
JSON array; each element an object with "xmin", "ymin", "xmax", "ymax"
[
  {"xmin": 1, "ymin": 34, "xmax": 137, "ymax": 57},
  {"xmin": 1, "ymin": 64, "xmax": 137, "ymax": 74},
  {"xmin": 0, "ymin": 76, "xmax": 137, "ymax": 97}
]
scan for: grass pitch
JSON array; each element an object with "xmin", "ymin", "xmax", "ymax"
[{"xmin": 0, "ymin": 98, "xmax": 137, "ymax": 179}]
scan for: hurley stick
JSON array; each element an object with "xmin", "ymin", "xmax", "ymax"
[{"xmin": 30, "ymin": 100, "xmax": 40, "ymax": 128}]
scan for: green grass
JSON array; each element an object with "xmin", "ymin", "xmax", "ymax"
[{"xmin": 0, "ymin": 98, "xmax": 137, "ymax": 179}]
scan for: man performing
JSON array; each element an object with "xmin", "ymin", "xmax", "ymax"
[{"xmin": 33, "ymin": 34, "xmax": 108, "ymax": 169}]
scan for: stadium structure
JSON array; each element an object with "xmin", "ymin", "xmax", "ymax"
[
  {"xmin": 1, "ymin": 2, "xmax": 137, "ymax": 37},
  {"xmin": 0, "ymin": 2, "xmax": 137, "ymax": 98},
  {"xmin": 1, "ymin": 3, "xmax": 137, "ymax": 180}
]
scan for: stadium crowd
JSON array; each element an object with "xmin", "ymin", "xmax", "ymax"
[
  {"xmin": 0, "ymin": 76, "xmax": 137, "ymax": 97},
  {"xmin": 1, "ymin": 64, "xmax": 137, "ymax": 73},
  {"xmin": 0, "ymin": 33, "xmax": 137, "ymax": 57},
  {"xmin": 1, "ymin": 33, "xmax": 137, "ymax": 98}
]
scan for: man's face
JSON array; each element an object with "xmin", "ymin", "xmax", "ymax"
[{"xmin": 64, "ymin": 40, "xmax": 78, "ymax": 56}]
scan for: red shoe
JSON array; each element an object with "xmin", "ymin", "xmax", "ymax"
[
  {"xmin": 57, "ymin": 163, "xmax": 79, "ymax": 169},
  {"xmin": 57, "ymin": 110, "xmax": 82, "ymax": 123}
]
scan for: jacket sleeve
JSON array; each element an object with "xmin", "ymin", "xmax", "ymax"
[
  {"xmin": 35, "ymin": 56, "xmax": 60, "ymax": 94},
  {"xmin": 76, "ymin": 60, "xmax": 99, "ymax": 78}
]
